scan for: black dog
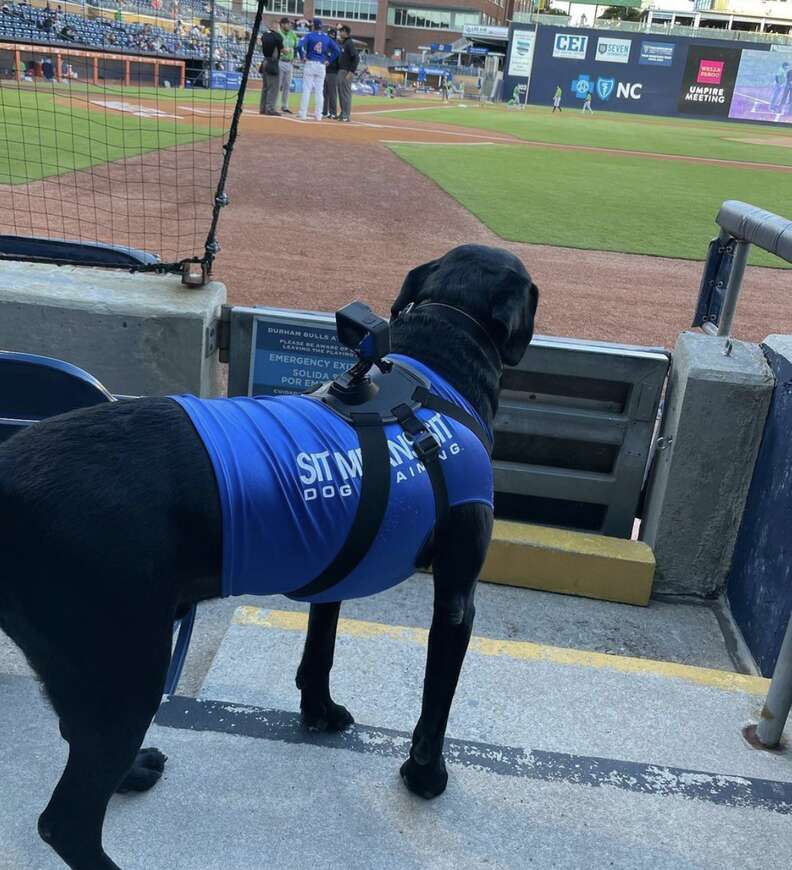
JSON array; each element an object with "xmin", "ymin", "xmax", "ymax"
[{"xmin": 0, "ymin": 244, "xmax": 538, "ymax": 870}]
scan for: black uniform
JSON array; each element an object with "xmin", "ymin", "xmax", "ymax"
[{"xmin": 337, "ymin": 36, "xmax": 359, "ymax": 121}]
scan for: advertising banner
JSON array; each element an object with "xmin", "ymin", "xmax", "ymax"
[
  {"xmin": 528, "ymin": 26, "xmax": 683, "ymax": 115},
  {"xmin": 552, "ymin": 33, "xmax": 589, "ymax": 61},
  {"xmin": 502, "ymin": 23, "xmax": 537, "ymax": 98},
  {"xmin": 729, "ymin": 49, "xmax": 792, "ymax": 124},
  {"xmin": 639, "ymin": 42, "xmax": 675, "ymax": 68},
  {"xmin": 677, "ymin": 45, "xmax": 742, "ymax": 116},
  {"xmin": 595, "ymin": 37, "xmax": 631, "ymax": 65},
  {"xmin": 463, "ymin": 24, "xmax": 508, "ymax": 40},
  {"xmin": 508, "ymin": 30, "xmax": 536, "ymax": 78},
  {"xmin": 521, "ymin": 24, "xmax": 772, "ymax": 121}
]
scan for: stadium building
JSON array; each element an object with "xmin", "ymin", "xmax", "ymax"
[
  {"xmin": 645, "ymin": 0, "xmax": 792, "ymax": 35},
  {"xmin": 253, "ymin": 0, "xmax": 510, "ymax": 54}
]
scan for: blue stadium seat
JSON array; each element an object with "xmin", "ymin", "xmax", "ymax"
[
  {"xmin": 0, "ymin": 350, "xmax": 114, "ymax": 443},
  {"xmin": 0, "ymin": 350, "xmax": 196, "ymax": 693}
]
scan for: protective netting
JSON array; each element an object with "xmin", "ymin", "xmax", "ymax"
[{"xmin": 0, "ymin": 0, "xmax": 267, "ymax": 271}]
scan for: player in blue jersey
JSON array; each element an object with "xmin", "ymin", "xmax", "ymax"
[{"xmin": 297, "ymin": 18, "xmax": 340, "ymax": 121}]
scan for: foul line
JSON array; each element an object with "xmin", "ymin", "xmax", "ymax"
[
  {"xmin": 382, "ymin": 140, "xmax": 496, "ymax": 146},
  {"xmin": 234, "ymin": 608, "xmax": 770, "ymax": 695},
  {"xmin": 354, "ymin": 105, "xmax": 459, "ymax": 115},
  {"xmin": 155, "ymin": 694, "xmax": 792, "ymax": 815}
]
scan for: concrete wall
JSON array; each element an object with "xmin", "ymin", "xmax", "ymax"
[
  {"xmin": 726, "ymin": 335, "xmax": 792, "ymax": 676},
  {"xmin": 641, "ymin": 332, "xmax": 773, "ymax": 597},
  {"xmin": 0, "ymin": 261, "xmax": 225, "ymax": 397}
]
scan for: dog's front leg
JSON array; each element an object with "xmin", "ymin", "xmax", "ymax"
[
  {"xmin": 295, "ymin": 602, "xmax": 354, "ymax": 731},
  {"xmin": 401, "ymin": 502, "xmax": 493, "ymax": 799}
]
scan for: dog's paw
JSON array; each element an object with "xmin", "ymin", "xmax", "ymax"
[
  {"xmin": 116, "ymin": 747, "xmax": 168, "ymax": 794},
  {"xmin": 300, "ymin": 700, "xmax": 355, "ymax": 733},
  {"xmin": 400, "ymin": 754, "xmax": 448, "ymax": 799}
]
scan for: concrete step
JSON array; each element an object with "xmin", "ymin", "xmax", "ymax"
[
  {"xmin": 483, "ymin": 520, "xmax": 655, "ymax": 606},
  {"xmin": 2, "ymin": 672, "xmax": 789, "ymax": 870},
  {"xmin": 200, "ymin": 607, "xmax": 789, "ymax": 782},
  {"xmin": 3, "ymin": 596, "xmax": 789, "ymax": 869}
]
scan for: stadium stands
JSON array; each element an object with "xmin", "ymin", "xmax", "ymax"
[{"xmin": 0, "ymin": 1, "xmax": 227, "ymax": 60}]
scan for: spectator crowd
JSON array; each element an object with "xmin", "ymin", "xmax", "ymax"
[{"xmin": 0, "ymin": 1, "xmax": 244, "ymax": 59}]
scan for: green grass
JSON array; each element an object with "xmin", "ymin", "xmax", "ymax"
[
  {"xmin": 0, "ymin": 86, "xmax": 223, "ymax": 184},
  {"xmin": 389, "ymin": 142, "xmax": 791, "ymax": 268},
  {"xmin": 0, "ymin": 79, "xmax": 420, "ymax": 184},
  {"xmin": 383, "ymin": 104, "xmax": 792, "ymax": 167}
]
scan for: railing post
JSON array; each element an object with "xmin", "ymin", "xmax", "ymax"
[
  {"xmin": 716, "ymin": 239, "xmax": 750, "ymax": 338},
  {"xmin": 755, "ymin": 612, "xmax": 792, "ymax": 748}
]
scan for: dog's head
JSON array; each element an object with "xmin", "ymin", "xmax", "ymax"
[{"xmin": 390, "ymin": 244, "xmax": 538, "ymax": 367}]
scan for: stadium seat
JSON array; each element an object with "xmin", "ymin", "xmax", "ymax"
[
  {"xmin": 0, "ymin": 350, "xmax": 196, "ymax": 694},
  {"xmin": 0, "ymin": 350, "xmax": 114, "ymax": 443}
]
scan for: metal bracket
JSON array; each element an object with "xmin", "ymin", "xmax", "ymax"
[
  {"xmin": 656, "ymin": 435, "xmax": 674, "ymax": 452},
  {"xmin": 182, "ymin": 260, "xmax": 208, "ymax": 287},
  {"xmin": 217, "ymin": 305, "xmax": 232, "ymax": 364},
  {"xmin": 205, "ymin": 321, "xmax": 218, "ymax": 358}
]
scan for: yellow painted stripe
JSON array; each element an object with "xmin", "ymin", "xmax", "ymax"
[{"xmin": 233, "ymin": 607, "xmax": 769, "ymax": 696}]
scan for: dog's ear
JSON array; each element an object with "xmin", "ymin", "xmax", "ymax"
[
  {"xmin": 490, "ymin": 272, "xmax": 539, "ymax": 367},
  {"xmin": 390, "ymin": 258, "xmax": 439, "ymax": 318}
]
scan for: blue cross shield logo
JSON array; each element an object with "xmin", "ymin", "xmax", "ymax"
[{"xmin": 596, "ymin": 77, "xmax": 615, "ymax": 101}]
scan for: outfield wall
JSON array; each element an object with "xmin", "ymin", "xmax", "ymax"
[{"xmin": 504, "ymin": 23, "xmax": 792, "ymax": 125}]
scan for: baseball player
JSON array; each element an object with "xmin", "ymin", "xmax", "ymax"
[{"xmin": 297, "ymin": 18, "xmax": 340, "ymax": 121}]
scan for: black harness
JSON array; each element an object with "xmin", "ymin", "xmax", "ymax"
[{"xmin": 291, "ymin": 354, "xmax": 492, "ymax": 600}]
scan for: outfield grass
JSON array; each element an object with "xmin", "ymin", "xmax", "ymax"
[
  {"xmin": 0, "ymin": 86, "xmax": 223, "ymax": 184},
  {"xmin": 384, "ymin": 104, "xmax": 792, "ymax": 168},
  {"xmin": 390, "ymin": 141, "xmax": 791, "ymax": 268}
]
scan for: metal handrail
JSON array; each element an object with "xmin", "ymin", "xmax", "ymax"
[
  {"xmin": 701, "ymin": 201, "xmax": 792, "ymax": 339},
  {"xmin": 712, "ymin": 201, "xmax": 792, "ymax": 749}
]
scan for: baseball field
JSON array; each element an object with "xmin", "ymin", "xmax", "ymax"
[{"xmin": 2, "ymin": 80, "xmax": 790, "ymax": 348}]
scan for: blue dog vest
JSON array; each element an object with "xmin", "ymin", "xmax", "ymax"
[{"xmin": 172, "ymin": 355, "xmax": 493, "ymax": 604}]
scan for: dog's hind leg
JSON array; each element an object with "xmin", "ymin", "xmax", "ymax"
[
  {"xmin": 39, "ymin": 718, "xmax": 155, "ymax": 870},
  {"xmin": 36, "ymin": 625, "xmax": 173, "ymax": 870},
  {"xmin": 400, "ymin": 502, "xmax": 493, "ymax": 799},
  {"xmin": 295, "ymin": 602, "xmax": 354, "ymax": 732}
]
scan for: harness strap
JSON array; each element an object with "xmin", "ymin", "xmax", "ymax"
[
  {"xmin": 290, "ymin": 412, "xmax": 390, "ymax": 599},
  {"xmin": 391, "ymin": 402, "xmax": 450, "ymax": 532},
  {"xmin": 412, "ymin": 386, "xmax": 492, "ymax": 456},
  {"xmin": 293, "ymin": 376, "xmax": 490, "ymax": 599}
]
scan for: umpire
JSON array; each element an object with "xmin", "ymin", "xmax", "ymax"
[
  {"xmin": 259, "ymin": 21, "xmax": 283, "ymax": 116},
  {"xmin": 336, "ymin": 25, "xmax": 359, "ymax": 122},
  {"xmin": 322, "ymin": 27, "xmax": 339, "ymax": 119}
]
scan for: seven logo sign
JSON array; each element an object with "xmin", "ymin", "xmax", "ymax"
[
  {"xmin": 596, "ymin": 38, "xmax": 631, "ymax": 65},
  {"xmin": 554, "ymin": 33, "xmax": 589, "ymax": 60}
]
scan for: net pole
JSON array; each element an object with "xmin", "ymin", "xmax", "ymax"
[
  {"xmin": 200, "ymin": 0, "xmax": 265, "ymax": 276},
  {"xmin": 208, "ymin": 0, "xmax": 216, "ymax": 86}
]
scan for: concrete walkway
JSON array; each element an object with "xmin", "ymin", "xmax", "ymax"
[{"xmin": 1, "ymin": 577, "xmax": 790, "ymax": 869}]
